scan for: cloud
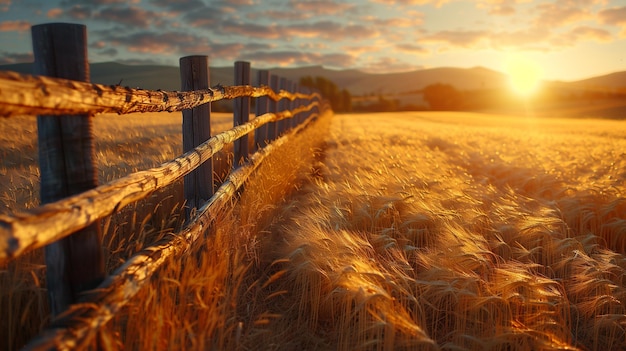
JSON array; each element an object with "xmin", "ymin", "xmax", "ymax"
[
  {"xmin": 599, "ymin": 6, "xmax": 626, "ymax": 26},
  {"xmin": 219, "ymin": 20, "xmax": 281, "ymax": 39},
  {"xmin": 246, "ymin": 10, "xmax": 311, "ymax": 21},
  {"xmin": 364, "ymin": 14, "xmax": 424, "ymax": 28},
  {"xmin": 490, "ymin": 27, "xmax": 551, "ymax": 50},
  {"xmin": 98, "ymin": 48, "xmax": 118, "ymax": 57},
  {"xmin": 0, "ymin": 51, "xmax": 33, "ymax": 64},
  {"xmin": 66, "ymin": 5, "xmax": 92, "ymax": 19},
  {"xmin": 47, "ymin": 8, "xmax": 63, "ymax": 18},
  {"xmin": 94, "ymin": 6, "xmax": 157, "ymax": 28},
  {"xmin": 149, "ymin": 0, "xmax": 206, "ymax": 12},
  {"xmin": 475, "ymin": 0, "xmax": 532, "ymax": 16},
  {"xmin": 340, "ymin": 44, "xmax": 387, "ymax": 58},
  {"xmin": 215, "ymin": 19, "xmax": 380, "ymax": 41},
  {"xmin": 288, "ymin": 21, "xmax": 380, "ymax": 41},
  {"xmin": 101, "ymin": 30, "xmax": 245, "ymax": 60},
  {"xmin": 551, "ymin": 26, "xmax": 613, "ymax": 46},
  {"xmin": 289, "ymin": 0, "xmax": 357, "ymax": 15},
  {"xmin": 532, "ymin": 1, "xmax": 594, "ymax": 27},
  {"xmin": 116, "ymin": 58, "xmax": 161, "ymax": 65},
  {"xmin": 395, "ymin": 43, "xmax": 428, "ymax": 54},
  {"xmin": 370, "ymin": 0, "xmax": 450, "ymax": 6},
  {"xmin": 60, "ymin": 3, "xmax": 173, "ymax": 29},
  {"xmin": 246, "ymin": 0, "xmax": 361, "ymax": 21},
  {"xmin": 91, "ymin": 41, "xmax": 106, "ymax": 49},
  {"xmin": 0, "ymin": 0, "xmax": 10, "ymax": 12},
  {"xmin": 242, "ymin": 50, "xmax": 356, "ymax": 68},
  {"xmin": 61, "ymin": 0, "xmax": 140, "ymax": 6},
  {"xmin": 299, "ymin": 42, "xmax": 329, "ymax": 50},
  {"xmin": 423, "ymin": 29, "xmax": 488, "ymax": 48},
  {"xmin": 223, "ymin": 0, "xmax": 256, "ymax": 5},
  {"xmin": 0, "ymin": 20, "xmax": 30, "ymax": 32},
  {"xmin": 182, "ymin": 5, "xmax": 233, "ymax": 29}
]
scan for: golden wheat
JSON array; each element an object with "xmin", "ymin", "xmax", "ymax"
[
  {"xmin": 232, "ymin": 112, "xmax": 625, "ymax": 350},
  {"xmin": 2, "ymin": 110, "xmax": 626, "ymax": 350}
]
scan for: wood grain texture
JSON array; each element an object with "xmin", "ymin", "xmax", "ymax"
[
  {"xmin": 0, "ymin": 71, "xmax": 321, "ymax": 118},
  {"xmin": 254, "ymin": 70, "xmax": 271, "ymax": 151},
  {"xmin": 267, "ymin": 75, "xmax": 280, "ymax": 141},
  {"xmin": 234, "ymin": 61, "xmax": 251, "ymax": 166},
  {"xmin": 180, "ymin": 56, "xmax": 214, "ymax": 216},
  {"xmin": 32, "ymin": 23, "xmax": 105, "ymax": 317}
]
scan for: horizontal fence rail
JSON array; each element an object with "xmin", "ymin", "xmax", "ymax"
[
  {"xmin": 0, "ymin": 22, "xmax": 331, "ymax": 351},
  {"xmin": 0, "ymin": 101, "xmax": 320, "ymax": 263},
  {"xmin": 0, "ymin": 70, "xmax": 321, "ymax": 118}
]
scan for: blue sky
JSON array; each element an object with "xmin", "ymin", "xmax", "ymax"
[{"xmin": 0, "ymin": 0, "xmax": 624, "ymax": 81}]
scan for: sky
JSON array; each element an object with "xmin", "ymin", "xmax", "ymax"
[{"xmin": 0, "ymin": 0, "xmax": 624, "ymax": 82}]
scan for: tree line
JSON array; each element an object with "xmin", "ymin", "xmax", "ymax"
[{"xmin": 299, "ymin": 76, "xmax": 352, "ymax": 112}]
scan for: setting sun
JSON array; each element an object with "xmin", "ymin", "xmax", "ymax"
[{"xmin": 505, "ymin": 55, "xmax": 543, "ymax": 97}]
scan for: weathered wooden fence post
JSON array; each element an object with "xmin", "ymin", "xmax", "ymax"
[
  {"xmin": 291, "ymin": 83, "xmax": 299, "ymax": 129},
  {"xmin": 302, "ymin": 86, "xmax": 309, "ymax": 124},
  {"xmin": 234, "ymin": 61, "xmax": 250, "ymax": 167},
  {"xmin": 254, "ymin": 70, "xmax": 270, "ymax": 150},
  {"xmin": 32, "ymin": 23, "xmax": 105, "ymax": 317},
  {"xmin": 180, "ymin": 55, "xmax": 213, "ymax": 219},
  {"xmin": 268, "ymin": 75, "xmax": 279, "ymax": 141},
  {"xmin": 277, "ymin": 77, "xmax": 289, "ymax": 136},
  {"xmin": 300, "ymin": 86, "xmax": 307, "ymax": 124}
]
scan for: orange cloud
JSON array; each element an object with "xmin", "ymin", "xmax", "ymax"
[
  {"xmin": 290, "ymin": 0, "xmax": 356, "ymax": 15},
  {"xmin": 241, "ymin": 50, "xmax": 356, "ymax": 68},
  {"xmin": 396, "ymin": 43, "xmax": 428, "ymax": 54},
  {"xmin": 599, "ymin": 6, "xmax": 626, "ymax": 26},
  {"xmin": 476, "ymin": 0, "xmax": 532, "ymax": 15},
  {"xmin": 423, "ymin": 30, "xmax": 489, "ymax": 48},
  {"xmin": 47, "ymin": 8, "xmax": 63, "ymax": 18},
  {"xmin": 533, "ymin": 1, "xmax": 593, "ymax": 27},
  {"xmin": 0, "ymin": 20, "xmax": 30, "ymax": 32},
  {"xmin": 565, "ymin": 26, "xmax": 612, "ymax": 42},
  {"xmin": 371, "ymin": 0, "xmax": 450, "ymax": 7}
]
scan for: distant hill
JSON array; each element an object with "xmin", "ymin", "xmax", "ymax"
[
  {"xmin": 569, "ymin": 71, "xmax": 626, "ymax": 92},
  {"xmin": 1, "ymin": 62, "xmax": 624, "ymax": 96},
  {"xmin": 251, "ymin": 65, "xmax": 509, "ymax": 94}
]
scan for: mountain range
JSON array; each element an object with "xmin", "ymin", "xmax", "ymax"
[{"xmin": 1, "ymin": 62, "xmax": 624, "ymax": 95}]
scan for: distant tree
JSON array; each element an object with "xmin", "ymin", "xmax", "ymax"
[
  {"xmin": 423, "ymin": 83, "xmax": 464, "ymax": 110},
  {"xmin": 340, "ymin": 89, "xmax": 352, "ymax": 112},
  {"xmin": 352, "ymin": 95, "xmax": 399, "ymax": 112},
  {"xmin": 299, "ymin": 75, "xmax": 352, "ymax": 112}
]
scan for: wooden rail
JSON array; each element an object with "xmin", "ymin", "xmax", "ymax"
[
  {"xmin": 0, "ymin": 22, "xmax": 330, "ymax": 350},
  {"xmin": 0, "ymin": 101, "xmax": 320, "ymax": 263},
  {"xmin": 0, "ymin": 70, "xmax": 320, "ymax": 118}
]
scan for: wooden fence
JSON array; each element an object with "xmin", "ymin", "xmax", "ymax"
[{"xmin": 0, "ymin": 23, "xmax": 330, "ymax": 350}]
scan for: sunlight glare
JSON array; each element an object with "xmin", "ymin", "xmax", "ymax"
[{"xmin": 505, "ymin": 55, "xmax": 543, "ymax": 98}]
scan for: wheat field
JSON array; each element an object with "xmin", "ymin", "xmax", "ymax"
[
  {"xmin": 2, "ymin": 110, "xmax": 626, "ymax": 350},
  {"xmin": 228, "ymin": 111, "xmax": 626, "ymax": 350}
]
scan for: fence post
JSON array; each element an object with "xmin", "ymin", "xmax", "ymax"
[
  {"xmin": 254, "ymin": 70, "xmax": 270, "ymax": 150},
  {"xmin": 297, "ymin": 85, "xmax": 303, "ymax": 125},
  {"xmin": 32, "ymin": 23, "xmax": 105, "ymax": 317},
  {"xmin": 301, "ymin": 86, "xmax": 308, "ymax": 124},
  {"xmin": 180, "ymin": 55, "xmax": 213, "ymax": 219},
  {"xmin": 292, "ymin": 83, "xmax": 299, "ymax": 129},
  {"xmin": 234, "ymin": 61, "xmax": 250, "ymax": 167},
  {"xmin": 268, "ymin": 75, "xmax": 279, "ymax": 141},
  {"xmin": 277, "ymin": 77, "xmax": 289, "ymax": 136}
]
